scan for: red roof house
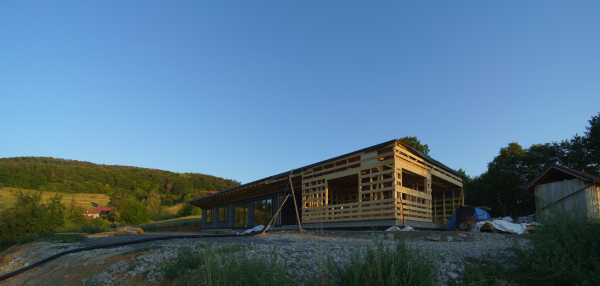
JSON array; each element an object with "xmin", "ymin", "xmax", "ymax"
[
  {"xmin": 83, "ymin": 207, "xmax": 112, "ymax": 219},
  {"xmin": 205, "ymin": 190, "xmax": 217, "ymax": 195}
]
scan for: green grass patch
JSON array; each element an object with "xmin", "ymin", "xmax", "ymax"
[
  {"xmin": 325, "ymin": 236, "xmax": 438, "ymax": 286},
  {"xmin": 165, "ymin": 245, "xmax": 293, "ymax": 286},
  {"xmin": 215, "ymin": 243, "xmax": 242, "ymax": 255},
  {"xmin": 137, "ymin": 216, "xmax": 202, "ymax": 229},
  {"xmin": 452, "ymin": 207, "xmax": 600, "ymax": 286},
  {"xmin": 16, "ymin": 223, "xmax": 111, "ymax": 245}
]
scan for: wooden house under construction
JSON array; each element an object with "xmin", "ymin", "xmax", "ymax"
[{"xmin": 189, "ymin": 140, "xmax": 464, "ymax": 230}]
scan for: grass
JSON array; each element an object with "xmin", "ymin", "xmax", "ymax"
[
  {"xmin": 15, "ymin": 223, "xmax": 112, "ymax": 245},
  {"xmin": 0, "ymin": 187, "xmax": 110, "ymax": 210},
  {"xmin": 163, "ymin": 236, "xmax": 438, "ymax": 286},
  {"xmin": 325, "ymin": 236, "xmax": 438, "ymax": 286},
  {"xmin": 164, "ymin": 245, "xmax": 293, "ymax": 286},
  {"xmin": 450, "ymin": 207, "xmax": 600, "ymax": 286},
  {"xmin": 137, "ymin": 215, "xmax": 202, "ymax": 232}
]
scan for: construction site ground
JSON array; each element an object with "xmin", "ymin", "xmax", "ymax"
[{"xmin": 0, "ymin": 230, "xmax": 529, "ymax": 286}]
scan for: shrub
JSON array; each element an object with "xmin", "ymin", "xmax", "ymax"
[
  {"xmin": 326, "ymin": 237, "xmax": 437, "ymax": 286},
  {"xmin": 176, "ymin": 203, "xmax": 201, "ymax": 218},
  {"xmin": 119, "ymin": 200, "xmax": 151, "ymax": 225},
  {"xmin": 507, "ymin": 209, "xmax": 600, "ymax": 285},
  {"xmin": 0, "ymin": 190, "xmax": 66, "ymax": 247},
  {"xmin": 456, "ymin": 208, "xmax": 600, "ymax": 286}
]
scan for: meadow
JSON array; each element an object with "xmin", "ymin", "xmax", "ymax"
[{"xmin": 0, "ymin": 188, "xmax": 110, "ymax": 211}]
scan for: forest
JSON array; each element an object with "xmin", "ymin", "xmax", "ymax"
[{"xmin": 0, "ymin": 158, "xmax": 240, "ymax": 221}]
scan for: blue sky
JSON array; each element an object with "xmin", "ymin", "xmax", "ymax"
[{"xmin": 1, "ymin": 1, "xmax": 599, "ymax": 184}]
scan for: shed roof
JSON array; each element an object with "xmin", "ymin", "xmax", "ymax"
[
  {"xmin": 189, "ymin": 139, "xmax": 463, "ymax": 207},
  {"xmin": 523, "ymin": 165, "xmax": 600, "ymax": 191}
]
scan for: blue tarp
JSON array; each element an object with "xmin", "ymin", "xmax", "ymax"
[{"xmin": 446, "ymin": 208, "xmax": 491, "ymax": 231}]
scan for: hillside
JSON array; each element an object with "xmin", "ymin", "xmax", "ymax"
[
  {"xmin": 0, "ymin": 187, "xmax": 110, "ymax": 210},
  {"xmin": 0, "ymin": 157, "xmax": 240, "ymax": 206}
]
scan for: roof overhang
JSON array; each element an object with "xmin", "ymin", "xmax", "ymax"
[
  {"xmin": 523, "ymin": 165, "xmax": 600, "ymax": 191},
  {"xmin": 189, "ymin": 139, "xmax": 464, "ymax": 208}
]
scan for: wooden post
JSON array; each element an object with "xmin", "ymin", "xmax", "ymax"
[{"xmin": 288, "ymin": 169, "xmax": 303, "ymax": 233}]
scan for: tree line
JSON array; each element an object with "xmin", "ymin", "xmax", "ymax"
[
  {"xmin": 463, "ymin": 112, "xmax": 600, "ymax": 217},
  {"xmin": 0, "ymin": 158, "xmax": 240, "ymax": 220}
]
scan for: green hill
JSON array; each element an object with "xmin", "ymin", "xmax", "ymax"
[{"xmin": 0, "ymin": 157, "xmax": 239, "ymax": 207}]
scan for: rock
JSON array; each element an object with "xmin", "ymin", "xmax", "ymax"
[{"xmin": 448, "ymin": 272, "xmax": 459, "ymax": 279}]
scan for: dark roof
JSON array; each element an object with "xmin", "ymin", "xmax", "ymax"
[
  {"xmin": 523, "ymin": 165, "xmax": 600, "ymax": 191},
  {"xmin": 189, "ymin": 139, "xmax": 463, "ymax": 205}
]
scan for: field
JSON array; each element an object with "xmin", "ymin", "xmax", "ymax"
[
  {"xmin": 137, "ymin": 215, "xmax": 202, "ymax": 229},
  {"xmin": 0, "ymin": 188, "xmax": 111, "ymax": 211}
]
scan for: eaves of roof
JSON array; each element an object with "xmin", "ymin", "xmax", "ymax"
[
  {"xmin": 522, "ymin": 164, "xmax": 600, "ymax": 191},
  {"xmin": 189, "ymin": 139, "xmax": 463, "ymax": 205}
]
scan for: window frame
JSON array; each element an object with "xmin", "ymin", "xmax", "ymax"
[
  {"xmin": 218, "ymin": 207, "xmax": 227, "ymax": 222},
  {"xmin": 206, "ymin": 209, "xmax": 214, "ymax": 223}
]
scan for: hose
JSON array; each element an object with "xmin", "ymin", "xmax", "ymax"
[{"xmin": 0, "ymin": 171, "xmax": 300, "ymax": 282}]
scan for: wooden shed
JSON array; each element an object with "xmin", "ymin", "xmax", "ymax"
[
  {"xmin": 189, "ymin": 139, "xmax": 464, "ymax": 231},
  {"xmin": 523, "ymin": 165, "xmax": 600, "ymax": 219}
]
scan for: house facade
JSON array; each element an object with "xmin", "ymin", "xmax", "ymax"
[
  {"xmin": 84, "ymin": 206, "xmax": 112, "ymax": 219},
  {"xmin": 190, "ymin": 140, "xmax": 464, "ymax": 230}
]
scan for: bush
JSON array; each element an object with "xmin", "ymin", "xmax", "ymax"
[
  {"xmin": 119, "ymin": 200, "xmax": 151, "ymax": 225},
  {"xmin": 507, "ymin": 209, "xmax": 600, "ymax": 285},
  {"xmin": 456, "ymin": 208, "xmax": 600, "ymax": 286},
  {"xmin": 0, "ymin": 190, "xmax": 66, "ymax": 247},
  {"xmin": 176, "ymin": 203, "xmax": 201, "ymax": 218},
  {"xmin": 326, "ymin": 237, "xmax": 437, "ymax": 286}
]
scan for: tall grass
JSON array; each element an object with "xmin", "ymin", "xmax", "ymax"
[
  {"xmin": 326, "ymin": 236, "xmax": 437, "ymax": 286},
  {"xmin": 164, "ymin": 244, "xmax": 293, "ymax": 286},
  {"xmin": 456, "ymin": 207, "xmax": 600, "ymax": 286},
  {"xmin": 164, "ymin": 237, "xmax": 438, "ymax": 286}
]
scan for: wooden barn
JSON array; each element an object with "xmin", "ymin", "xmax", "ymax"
[
  {"xmin": 523, "ymin": 165, "xmax": 600, "ymax": 219},
  {"xmin": 189, "ymin": 139, "xmax": 464, "ymax": 231}
]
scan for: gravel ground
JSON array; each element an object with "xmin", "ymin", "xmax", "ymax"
[{"xmin": 0, "ymin": 230, "xmax": 529, "ymax": 286}]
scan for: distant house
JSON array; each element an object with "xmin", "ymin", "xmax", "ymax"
[
  {"xmin": 84, "ymin": 215, "xmax": 94, "ymax": 220},
  {"xmin": 83, "ymin": 207, "xmax": 112, "ymax": 219},
  {"xmin": 523, "ymin": 165, "xmax": 600, "ymax": 218},
  {"xmin": 205, "ymin": 190, "xmax": 217, "ymax": 195}
]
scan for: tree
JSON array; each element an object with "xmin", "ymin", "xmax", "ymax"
[
  {"xmin": 466, "ymin": 143, "xmax": 536, "ymax": 217},
  {"xmin": 582, "ymin": 112, "xmax": 600, "ymax": 175},
  {"xmin": 177, "ymin": 203, "xmax": 201, "ymax": 218},
  {"xmin": 398, "ymin": 136, "xmax": 430, "ymax": 156},
  {"xmin": 119, "ymin": 200, "xmax": 150, "ymax": 225}
]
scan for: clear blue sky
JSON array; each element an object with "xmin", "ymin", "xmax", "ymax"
[{"xmin": 1, "ymin": 1, "xmax": 599, "ymax": 184}]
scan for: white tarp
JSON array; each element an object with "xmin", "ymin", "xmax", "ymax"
[
  {"xmin": 472, "ymin": 220, "xmax": 528, "ymax": 234},
  {"xmin": 235, "ymin": 225, "xmax": 272, "ymax": 235},
  {"xmin": 385, "ymin": 226, "xmax": 414, "ymax": 231}
]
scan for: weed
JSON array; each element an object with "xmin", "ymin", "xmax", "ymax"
[
  {"xmin": 163, "ymin": 246, "xmax": 204, "ymax": 279},
  {"xmin": 129, "ymin": 246, "xmax": 163, "ymax": 255},
  {"xmin": 326, "ymin": 236, "xmax": 437, "ymax": 286},
  {"xmin": 215, "ymin": 243, "xmax": 242, "ymax": 254},
  {"xmin": 453, "ymin": 207, "xmax": 600, "ymax": 285}
]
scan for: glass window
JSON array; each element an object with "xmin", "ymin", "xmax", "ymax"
[
  {"xmin": 253, "ymin": 199, "xmax": 273, "ymax": 226},
  {"xmin": 206, "ymin": 209, "xmax": 213, "ymax": 223},
  {"xmin": 265, "ymin": 199, "xmax": 272, "ymax": 223},
  {"xmin": 235, "ymin": 203, "xmax": 249, "ymax": 227},
  {"xmin": 218, "ymin": 207, "xmax": 227, "ymax": 222},
  {"xmin": 254, "ymin": 200, "xmax": 265, "ymax": 226}
]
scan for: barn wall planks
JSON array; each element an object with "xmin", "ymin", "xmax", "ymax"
[{"xmin": 534, "ymin": 178, "xmax": 600, "ymax": 218}]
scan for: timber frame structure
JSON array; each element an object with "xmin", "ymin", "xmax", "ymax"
[{"xmin": 190, "ymin": 140, "xmax": 464, "ymax": 230}]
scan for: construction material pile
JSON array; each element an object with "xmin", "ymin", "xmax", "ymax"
[{"xmin": 473, "ymin": 217, "xmax": 536, "ymax": 234}]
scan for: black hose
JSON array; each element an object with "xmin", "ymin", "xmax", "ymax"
[{"xmin": 1, "ymin": 170, "xmax": 299, "ymax": 282}]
